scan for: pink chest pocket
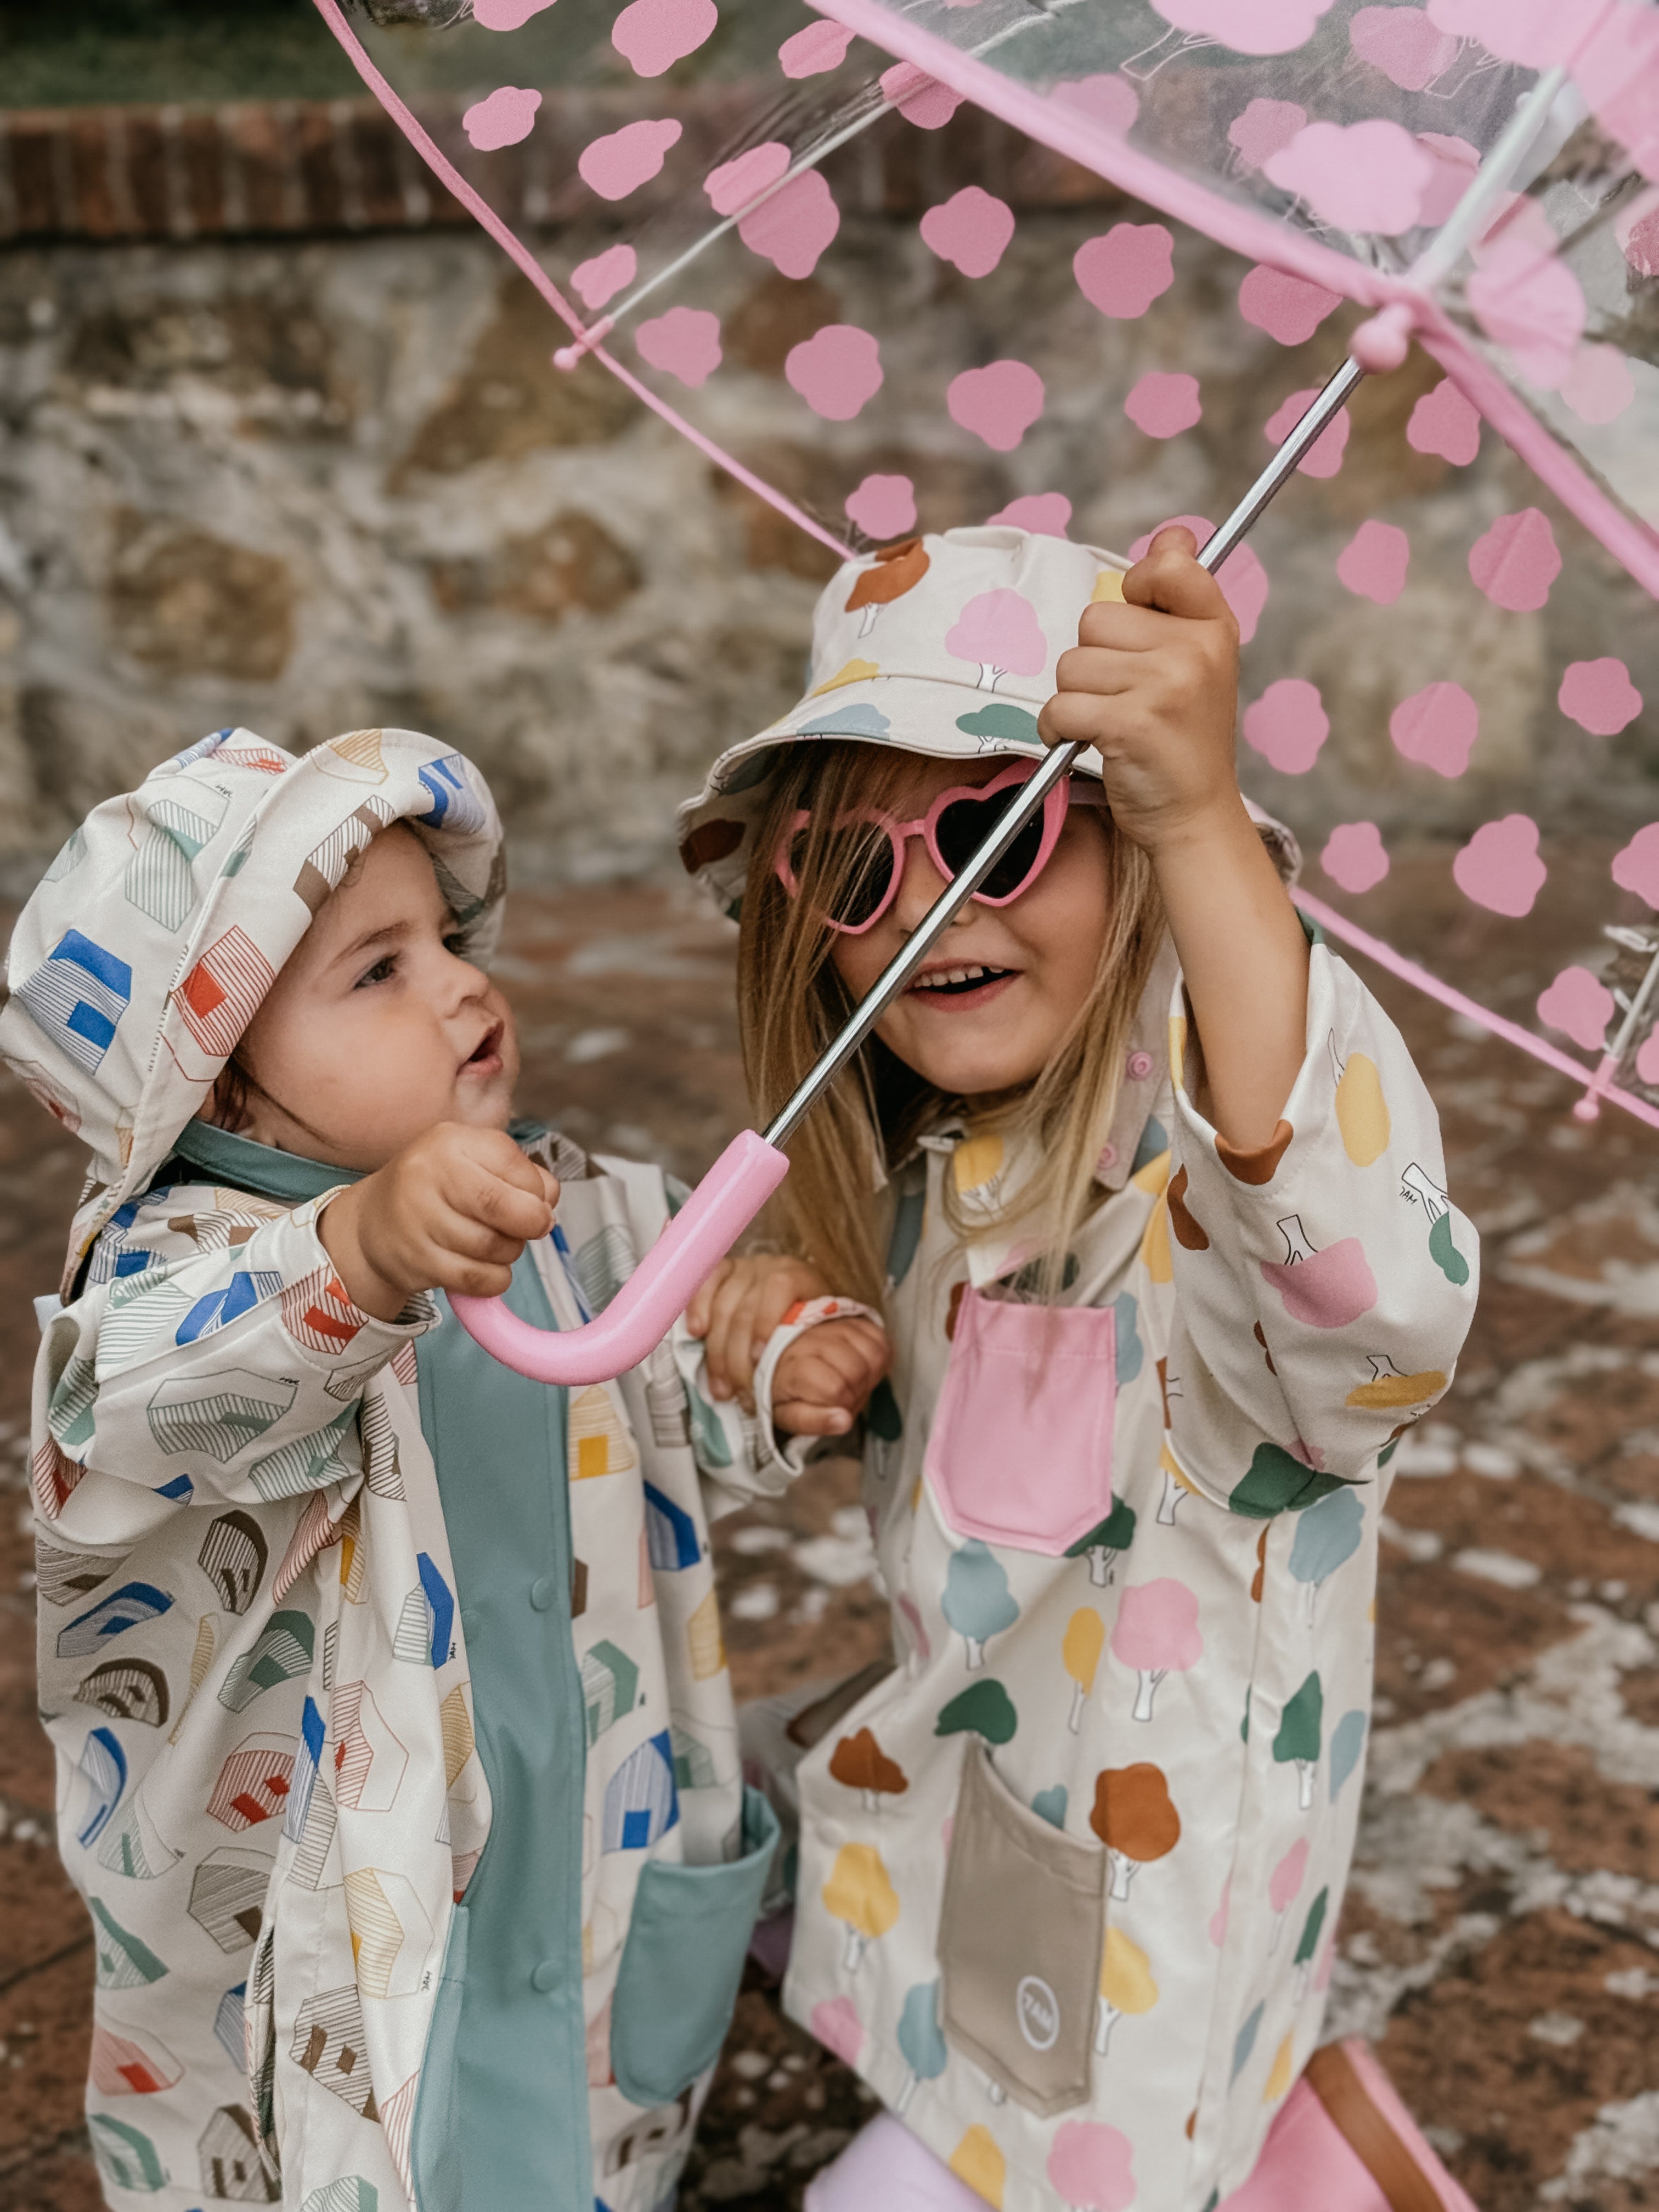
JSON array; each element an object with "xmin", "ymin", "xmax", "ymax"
[{"xmin": 923, "ymin": 1289, "xmax": 1116, "ymax": 1557}]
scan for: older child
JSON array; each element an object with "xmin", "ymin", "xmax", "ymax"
[
  {"xmin": 676, "ymin": 526, "xmax": 1480, "ymax": 2211},
  {"xmin": 5, "ymin": 729, "xmax": 881, "ymax": 2212}
]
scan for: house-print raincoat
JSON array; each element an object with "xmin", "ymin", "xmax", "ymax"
[
  {"xmin": 3, "ymin": 729, "xmax": 785, "ymax": 2212},
  {"xmin": 746, "ymin": 935, "xmax": 1479, "ymax": 2212}
]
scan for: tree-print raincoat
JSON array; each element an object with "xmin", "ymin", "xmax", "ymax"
[
  {"xmin": 747, "ymin": 930, "xmax": 1479, "ymax": 2212},
  {"xmin": 4, "ymin": 729, "xmax": 785, "ymax": 2212}
]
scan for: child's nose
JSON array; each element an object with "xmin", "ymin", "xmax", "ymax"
[{"xmin": 891, "ymin": 836, "xmax": 966, "ymax": 935}]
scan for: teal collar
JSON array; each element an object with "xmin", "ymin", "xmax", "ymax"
[{"xmin": 167, "ymin": 1119, "xmax": 365, "ymax": 1205}]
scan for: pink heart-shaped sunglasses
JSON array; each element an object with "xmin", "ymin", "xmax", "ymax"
[{"xmin": 775, "ymin": 759, "xmax": 1105, "ymax": 935}]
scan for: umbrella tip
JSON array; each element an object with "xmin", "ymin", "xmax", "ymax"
[
  {"xmin": 1351, "ymin": 303, "xmax": 1415, "ymax": 376},
  {"xmin": 1571, "ymin": 1094, "xmax": 1601, "ymax": 1125}
]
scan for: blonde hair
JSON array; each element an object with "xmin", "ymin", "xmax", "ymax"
[{"xmin": 736, "ymin": 741, "xmax": 1165, "ymax": 1310}]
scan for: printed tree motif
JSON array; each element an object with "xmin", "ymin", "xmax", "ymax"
[
  {"xmin": 1066, "ymin": 1497, "xmax": 1136, "ymax": 1587},
  {"xmin": 1286, "ymin": 1487, "xmax": 1364, "ymax": 1624},
  {"xmin": 950, "ymin": 2126, "xmax": 1006, "ymax": 2207},
  {"xmin": 895, "ymin": 1978, "xmax": 949, "ymax": 2112},
  {"xmin": 1274, "ymin": 1671, "xmax": 1324, "ymax": 1809},
  {"xmin": 1095, "ymin": 1926, "xmax": 1157, "ymax": 2056},
  {"xmin": 1090, "ymin": 1762, "xmax": 1180, "ymax": 1901},
  {"xmin": 942, "ymin": 1540, "xmax": 1019, "ymax": 1669},
  {"xmin": 810, "ymin": 1995, "xmax": 865, "ymax": 2068},
  {"xmin": 845, "ymin": 537, "xmax": 930, "ymax": 635},
  {"xmin": 945, "ymin": 589, "xmax": 1047, "ymax": 691},
  {"xmin": 1047, "ymin": 2119, "xmax": 1136, "ymax": 2212},
  {"xmin": 1156, "ymin": 1441, "xmax": 1192, "ymax": 1526},
  {"xmin": 1294, "ymin": 1886, "xmax": 1329, "ymax": 1996},
  {"xmin": 829, "ymin": 1728, "xmax": 910, "ymax": 1813},
  {"xmin": 1329, "ymin": 1708, "xmax": 1368, "ymax": 1804},
  {"xmin": 1268, "ymin": 1836, "xmax": 1308, "ymax": 1949},
  {"xmin": 823, "ymin": 1843, "xmax": 899, "ymax": 1971},
  {"xmin": 1400, "ymin": 1161, "xmax": 1470, "ymax": 1285},
  {"xmin": 1063, "ymin": 1609, "xmax": 1105, "ymax": 1733},
  {"xmin": 1229, "ymin": 1441, "xmax": 1346, "ymax": 1520},
  {"xmin": 1110, "ymin": 1579, "xmax": 1203, "ymax": 1722},
  {"xmin": 1260, "ymin": 1215, "xmax": 1378, "ymax": 1329},
  {"xmin": 1329, "ymin": 1039, "xmax": 1390, "ymax": 1167},
  {"xmin": 935, "ymin": 1679, "xmax": 1018, "ymax": 1746}
]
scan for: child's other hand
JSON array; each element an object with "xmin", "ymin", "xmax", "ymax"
[
  {"xmin": 687, "ymin": 1254, "xmax": 827, "ymax": 1412},
  {"xmin": 1038, "ymin": 525, "xmax": 1241, "ymax": 856},
  {"xmin": 320, "ymin": 1122, "xmax": 558, "ymax": 1321},
  {"xmin": 773, "ymin": 1317, "xmax": 890, "ymax": 1439}
]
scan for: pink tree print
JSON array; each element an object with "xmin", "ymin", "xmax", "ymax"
[
  {"xmin": 1110, "ymin": 1579, "xmax": 1203, "ymax": 1721},
  {"xmin": 1047, "ymin": 2119, "xmax": 1137, "ymax": 2211},
  {"xmin": 945, "ymin": 590, "xmax": 1047, "ymax": 691},
  {"xmin": 1268, "ymin": 1836, "xmax": 1308, "ymax": 1949}
]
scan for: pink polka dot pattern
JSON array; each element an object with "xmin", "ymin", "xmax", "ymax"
[
  {"xmin": 1407, "ymin": 379, "xmax": 1481, "ymax": 465},
  {"xmin": 611, "ymin": 0, "xmax": 716, "ymax": 78},
  {"xmin": 578, "ymin": 117, "xmax": 681, "ymax": 200},
  {"xmin": 1049, "ymin": 75, "xmax": 1139, "ymax": 133},
  {"xmin": 1336, "ymin": 521, "xmax": 1409, "ymax": 604},
  {"xmin": 1468, "ymin": 509, "xmax": 1561, "ymax": 613},
  {"xmin": 1559, "ymin": 658, "xmax": 1642, "ymax": 736},
  {"xmin": 777, "ymin": 20, "xmax": 853, "ymax": 77},
  {"xmin": 1237, "ymin": 264, "xmax": 1342, "ymax": 345},
  {"xmin": 1321, "ymin": 823, "xmax": 1390, "ymax": 894},
  {"xmin": 1390, "ymin": 682, "xmax": 1479, "ymax": 778},
  {"xmin": 1073, "ymin": 224, "xmax": 1176, "ymax": 319},
  {"xmin": 571, "ymin": 243, "xmax": 636, "ymax": 309},
  {"xmin": 987, "ymin": 494, "xmax": 1072, "ymax": 537},
  {"xmin": 1453, "ymin": 816, "xmax": 1547, "ymax": 919},
  {"xmin": 947, "ymin": 360, "xmax": 1045, "ymax": 452},
  {"xmin": 1264, "ymin": 388, "xmax": 1349, "ymax": 478},
  {"xmin": 1537, "ymin": 967, "xmax": 1616, "ymax": 1052},
  {"xmin": 635, "ymin": 306, "xmax": 721, "ymax": 388},
  {"xmin": 1263, "ymin": 120, "xmax": 1433, "ymax": 234},
  {"xmin": 785, "ymin": 325, "xmax": 883, "ymax": 421},
  {"xmin": 737, "ymin": 171, "xmax": 840, "ymax": 279},
  {"xmin": 462, "ymin": 87, "xmax": 541, "ymax": 151},
  {"xmin": 1243, "ymin": 679, "xmax": 1329, "ymax": 774},
  {"xmin": 1612, "ymin": 824, "xmax": 1659, "ymax": 910},
  {"xmin": 920, "ymin": 187, "xmax": 1016, "ymax": 279},
  {"xmin": 1125, "ymin": 371, "xmax": 1203, "ymax": 438},
  {"xmin": 846, "ymin": 475, "xmax": 917, "ymax": 541},
  {"xmin": 704, "ymin": 143, "xmax": 789, "ymax": 217}
]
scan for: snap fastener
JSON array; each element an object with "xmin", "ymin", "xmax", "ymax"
[
  {"xmin": 530, "ymin": 1959, "xmax": 559, "ymax": 1993},
  {"xmin": 1126, "ymin": 1050, "xmax": 1154, "ymax": 1080},
  {"xmin": 460, "ymin": 1609, "xmax": 481, "ymax": 1641},
  {"xmin": 529, "ymin": 1576, "xmax": 557, "ymax": 1611}
]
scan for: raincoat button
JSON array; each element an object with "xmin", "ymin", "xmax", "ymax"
[
  {"xmin": 529, "ymin": 1576, "xmax": 557, "ymax": 1611},
  {"xmin": 460, "ymin": 1609, "xmax": 481, "ymax": 1641},
  {"xmin": 530, "ymin": 1959, "xmax": 559, "ymax": 1993},
  {"xmin": 1127, "ymin": 1050, "xmax": 1154, "ymax": 1080}
]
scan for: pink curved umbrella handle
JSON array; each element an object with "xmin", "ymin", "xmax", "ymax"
[{"xmin": 449, "ymin": 1128, "xmax": 791, "ymax": 1384}]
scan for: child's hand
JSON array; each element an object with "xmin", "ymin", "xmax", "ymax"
[
  {"xmin": 773, "ymin": 1317, "xmax": 890, "ymax": 1440},
  {"xmin": 687, "ymin": 1254, "xmax": 827, "ymax": 1411},
  {"xmin": 1038, "ymin": 526, "xmax": 1240, "ymax": 856},
  {"xmin": 319, "ymin": 1122, "xmax": 558, "ymax": 1321}
]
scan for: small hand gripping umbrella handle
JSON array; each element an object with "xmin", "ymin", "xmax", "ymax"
[{"xmin": 451, "ymin": 358, "xmax": 1364, "ymax": 1383}]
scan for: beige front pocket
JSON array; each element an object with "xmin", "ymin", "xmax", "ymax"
[{"xmin": 939, "ymin": 1740, "xmax": 1105, "ymax": 2117}]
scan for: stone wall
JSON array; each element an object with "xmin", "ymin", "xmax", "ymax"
[{"xmin": 1, "ymin": 94, "xmax": 1654, "ymax": 891}]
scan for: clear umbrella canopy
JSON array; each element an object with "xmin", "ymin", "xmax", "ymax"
[{"xmin": 319, "ymin": 0, "xmax": 1659, "ymax": 1126}]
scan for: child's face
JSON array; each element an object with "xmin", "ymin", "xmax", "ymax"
[
  {"xmin": 217, "ymin": 823, "xmax": 518, "ymax": 1168},
  {"xmin": 828, "ymin": 754, "xmax": 1111, "ymax": 1101}
]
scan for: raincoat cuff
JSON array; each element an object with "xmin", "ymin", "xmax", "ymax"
[
  {"xmin": 299, "ymin": 1188, "xmax": 442, "ymax": 1342},
  {"xmin": 753, "ymin": 1295, "xmax": 886, "ymax": 1479}
]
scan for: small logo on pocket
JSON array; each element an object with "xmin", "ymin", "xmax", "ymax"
[{"xmin": 1016, "ymin": 1974, "xmax": 1060, "ymax": 2051}]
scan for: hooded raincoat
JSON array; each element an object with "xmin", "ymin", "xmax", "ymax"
[
  {"xmin": 4, "ymin": 729, "xmax": 787, "ymax": 2212},
  {"xmin": 676, "ymin": 529, "xmax": 1481, "ymax": 2211}
]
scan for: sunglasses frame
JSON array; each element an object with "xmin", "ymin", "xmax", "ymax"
[{"xmin": 775, "ymin": 760, "xmax": 1103, "ymax": 936}]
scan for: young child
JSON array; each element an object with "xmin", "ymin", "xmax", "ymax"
[
  {"xmin": 675, "ymin": 526, "xmax": 1481, "ymax": 2210},
  {"xmin": 5, "ymin": 728, "xmax": 883, "ymax": 2212}
]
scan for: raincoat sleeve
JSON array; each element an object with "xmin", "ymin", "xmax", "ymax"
[
  {"xmin": 1158, "ymin": 938, "xmax": 1478, "ymax": 1515},
  {"xmin": 34, "ymin": 1180, "xmax": 435, "ymax": 1518}
]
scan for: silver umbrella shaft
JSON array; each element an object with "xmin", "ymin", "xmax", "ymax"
[{"xmin": 761, "ymin": 354, "xmax": 1365, "ymax": 1152}]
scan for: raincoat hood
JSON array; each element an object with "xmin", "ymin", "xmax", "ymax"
[
  {"xmin": 676, "ymin": 524, "xmax": 1300, "ymax": 913},
  {"xmin": 0, "ymin": 725, "xmax": 504, "ymax": 1288}
]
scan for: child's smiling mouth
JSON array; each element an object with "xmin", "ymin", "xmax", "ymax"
[{"xmin": 908, "ymin": 962, "xmax": 1018, "ymax": 1010}]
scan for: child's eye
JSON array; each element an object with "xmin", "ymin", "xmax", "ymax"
[
  {"xmin": 356, "ymin": 955, "xmax": 397, "ymax": 989},
  {"xmin": 442, "ymin": 933, "xmax": 468, "ymax": 960}
]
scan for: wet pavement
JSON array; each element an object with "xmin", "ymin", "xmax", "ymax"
[{"xmin": 2, "ymin": 846, "xmax": 1658, "ymax": 2211}]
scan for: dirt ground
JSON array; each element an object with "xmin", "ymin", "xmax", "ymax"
[{"xmin": 3, "ymin": 845, "xmax": 1658, "ymax": 2211}]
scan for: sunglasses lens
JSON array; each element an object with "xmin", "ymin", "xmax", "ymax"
[
  {"xmin": 790, "ymin": 824, "xmax": 894, "ymax": 930},
  {"xmin": 936, "ymin": 786, "xmax": 1046, "ymax": 901}
]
